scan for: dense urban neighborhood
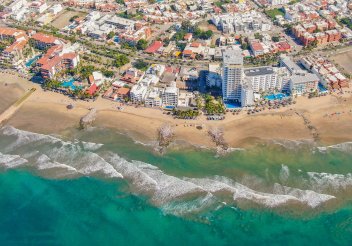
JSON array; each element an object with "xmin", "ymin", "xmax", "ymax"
[{"xmin": 0, "ymin": 0, "xmax": 351, "ymax": 119}]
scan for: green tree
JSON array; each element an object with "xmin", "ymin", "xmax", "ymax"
[
  {"xmin": 136, "ymin": 39, "xmax": 148, "ymax": 50},
  {"xmin": 134, "ymin": 60, "xmax": 149, "ymax": 71},
  {"xmin": 114, "ymin": 54, "xmax": 130, "ymax": 67},
  {"xmin": 69, "ymin": 15, "xmax": 79, "ymax": 22},
  {"xmin": 272, "ymin": 36, "xmax": 280, "ymax": 42},
  {"xmin": 107, "ymin": 31, "xmax": 115, "ymax": 39},
  {"xmin": 254, "ymin": 33, "xmax": 263, "ymax": 41}
]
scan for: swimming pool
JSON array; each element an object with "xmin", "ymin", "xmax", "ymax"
[
  {"xmin": 265, "ymin": 93, "xmax": 287, "ymax": 100},
  {"xmin": 225, "ymin": 102, "xmax": 241, "ymax": 109},
  {"xmin": 61, "ymin": 78, "xmax": 80, "ymax": 90},
  {"xmin": 164, "ymin": 105, "xmax": 175, "ymax": 110},
  {"xmin": 25, "ymin": 55, "xmax": 40, "ymax": 68},
  {"xmin": 318, "ymin": 83, "xmax": 328, "ymax": 93}
]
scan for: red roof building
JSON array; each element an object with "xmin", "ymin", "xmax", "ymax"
[
  {"xmin": 87, "ymin": 83, "xmax": 98, "ymax": 95},
  {"xmin": 145, "ymin": 41, "xmax": 163, "ymax": 54},
  {"xmin": 276, "ymin": 41, "xmax": 291, "ymax": 53}
]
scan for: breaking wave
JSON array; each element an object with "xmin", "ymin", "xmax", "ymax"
[
  {"xmin": 317, "ymin": 142, "xmax": 352, "ymax": 153},
  {"xmin": 0, "ymin": 126, "xmax": 348, "ymax": 216}
]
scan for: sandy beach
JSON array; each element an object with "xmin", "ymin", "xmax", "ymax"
[
  {"xmin": 0, "ymin": 82, "xmax": 24, "ymax": 114},
  {"xmin": 1, "ymin": 72, "xmax": 352, "ymax": 148}
]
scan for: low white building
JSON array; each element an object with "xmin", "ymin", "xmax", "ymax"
[
  {"xmin": 6, "ymin": 0, "xmax": 27, "ymax": 14},
  {"xmin": 49, "ymin": 4, "xmax": 63, "ymax": 15},
  {"xmin": 289, "ymin": 72, "xmax": 319, "ymax": 95},
  {"xmin": 206, "ymin": 63, "xmax": 222, "ymax": 88},
  {"xmin": 140, "ymin": 74, "xmax": 159, "ymax": 87},
  {"xmin": 130, "ymin": 84, "xmax": 148, "ymax": 103},
  {"xmin": 29, "ymin": 1, "xmax": 48, "ymax": 14},
  {"xmin": 177, "ymin": 92, "xmax": 195, "ymax": 107},
  {"xmin": 269, "ymin": 0, "xmax": 290, "ymax": 6},
  {"xmin": 145, "ymin": 88, "xmax": 162, "ymax": 107},
  {"xmin": 162, "ymin": 82, "xmax": 179, "ymax": 106}
]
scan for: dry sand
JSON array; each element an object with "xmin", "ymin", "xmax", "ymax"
[
  {"xmin": 0, "ymin": 81, "xmax": 24, "ymax": 113},
  {"xmin": 330, "ymin": 50, "xmax": 352, "ymax": 75},
  {"xmin": 2, "ymin": 72, "xmax": 352, "ymax": 148}
]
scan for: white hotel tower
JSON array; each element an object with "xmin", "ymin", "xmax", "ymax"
[{"xmin": 222, "ymin": 49, "xmax": 244, "ymax": 102}]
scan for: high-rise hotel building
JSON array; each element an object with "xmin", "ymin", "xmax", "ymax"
[{"xmin": 222, "ymin": 49, "xmax": 244, "ymax": 102}]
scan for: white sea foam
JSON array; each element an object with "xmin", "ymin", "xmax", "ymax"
[
  {"xmin": 0, "ymin": 126, "xmax": 339, "ymax": 212},
  {"xmin": 36, "ymin": 154, "xmax": 77, "ymax": 172},
  {"xmin": 1, "ymin": 126, "xmax": 64, "ymax": 151},
  {"xmin": 272, "ymin": 183, "xmax": 335, "ymax": 208},
  {"xmin": 317, "ymin": 142, "xmax": 352, "ymax": 153},
  {"xmin": 271, "ymin": 139, "xmax": 314, "ymax": 149},
  {"xmin": 0, "ymin": 152, "xmax": 28, "ymax": 168},
  {"xmin": 187, "ymin": 176, "xmax": 335, "ymax": 208},
  {"xmin": 307, "ymin": 172, "xmax": 352, "ymax": 192},
  {"xmin": 279, "ymin": 164, "xmax": 290, "ymax": 183},
  {"xmin": 81, "ymin": 141, "xmax": 104, "ymax": 151}
]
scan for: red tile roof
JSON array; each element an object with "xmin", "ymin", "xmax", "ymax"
[
  {"xmin": 250, "ymin": 41, "xmax": 264, "ymax": 51},
  {"xmin": 117, "ymin": 87, "xmax": 130, "ymax": 95},
  {"xmin": 145, "ymin": 41, "xmax": 163, "ymax": 53},
  {"xmin": 31, "ymin": 33, "xmax": 58, "ymax": 44},
  {"xmin": 183, "ymin": 50, "xmax": 193, "ymax": 55},
  {"xmin": 87, "ymin": 83, "xmax": 98, "ymax": 95}
]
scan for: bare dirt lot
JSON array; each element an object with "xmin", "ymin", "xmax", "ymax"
[
  {"xmin": 330, "ymin": 50, "xmax": 352, "ymax": 75},
  {"xmin": 50, "ymin": 10, "xmax": 87, "ymax": 29}
]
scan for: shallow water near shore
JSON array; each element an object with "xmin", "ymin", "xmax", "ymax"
[{"xmin": 1, "ymin": 125, "xmax": 352, "ymax": 245}]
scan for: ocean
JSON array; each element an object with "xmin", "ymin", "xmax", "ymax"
[{"xmin": 0, "ymin": 125, "xmax": 352, "ymax": 245}]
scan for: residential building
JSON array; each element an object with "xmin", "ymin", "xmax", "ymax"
[
  {"xmin": 240, "ymin": 83, "xmax": 254, "ymax": 107},
  {"xmin": 222, "ymin": 49, "xmax": 244, "ymax": 102},
  {"xmin": 207, "ymin": 63, "xmax": 222, "ymax": 87},
  {"xmin": 130, "ymin": 84, "xmax": 148, "ymax": 103},
  {"xmin": 249, "ymin": 40, "xmax": 264, "ymax": 57},
  {"xmin": 145, "ymin": 88, "xmax": 162, "ymax": 107},
  {"xmin": 162, "ymin": 82, "xmax": 179, "ymax": 106},
  {"xmin": 212, "ymin": 11, "xmax": 272, "ymax": 34},
  {"xmin": 289, "ymin": 72, "xmax": 319, "ymax": 95},
  {"xmin": 105, "ymin": 15, "xmax": 136, "ymax": 31},
  {"xmin": 30, "ymin": 33, "xmax": 63, "ymax": 50},
  {"xmin": 268, "ymin": 0, "xmax": 290, "ymax": 6},
  {"xmin": 300, "ymin": 55, "xmax": 349, "ymax": 89},
  {"xmin": 244, "ymin": 66, "xmax": 281, "ymax": 92},
  {"xmin": 0, "ymin": 28, "xmax": 28, "ymax": 63},
  {"xmin": 29, "ymin": 1, "xmax": 48, "ymax": 14},
  {"xmin": 280, "ymin": 54, "xmax": 319, "ymax": 95}
]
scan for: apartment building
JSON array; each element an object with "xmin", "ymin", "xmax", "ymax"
[
  {"xmin": 145, "ymin": 88, "xmax": 162, "ymax": 107},
  {"xmin": 35, "ymin": 41, "xmax": 80, "ymax": 79},
  {"xmin": 240, "ymin": 83, "xmax": 254, "ymax": 107},
  {"xmin": 212, "ymin": 11, "xmax": 271, "ymax": 34},
  {"xmin": 0, "ymin": 28, "xmax": 28, "ymax": 63},
  {"xmin": 222, "ymin": 49, "xmax": 244, "ymax": 102},
  {"xmin": 30, "ymin": 33, "xmax": 63, "ymax": 50},
  {"xmin": 280, "ymin": 55, "xmax": 319, "ymax": 95},
  {"xmin": 130, "ymin": 84, "xmax": 148, "ymax": 103},
  {"xmin": 162, "ymin": 82, "xmax": 179, "ymax": 106},
  {"xmin": 244, "ymin": 67, "xmax": 282, "ymax": 93}
]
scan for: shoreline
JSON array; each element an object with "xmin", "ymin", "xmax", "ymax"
[{"xmin": 2, "ymin": 72, "xmax": 352, "ymax": 149}]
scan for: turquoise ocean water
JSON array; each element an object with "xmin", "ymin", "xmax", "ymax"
[{"xmin": 0, "ymin": 126, "xmax": 352, "ymax": 245}]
